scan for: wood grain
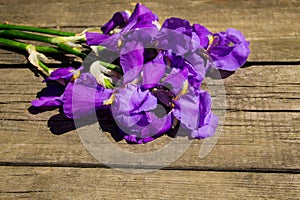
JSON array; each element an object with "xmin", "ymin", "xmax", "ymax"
[
  {"xmin": 0, "ymin": 166, "xmax": 299, "ymax": 199},
  {"xmin": 0, "ymin": 65, "xmax": 299, "ymax": 170},
  {"xmin": 0, "ymin": 0, "xmax": 299, "ymax": 199},
  {"xmin": 0, "ymin": 110, "xmax": 299, "ymax": 170},
  {"xmin": 0, "ymin": 0, "xmax": 299, "ymax": 62},
  {"xmin": 0, "ymin": 66, "xmax": 299, "ymax": 170}
]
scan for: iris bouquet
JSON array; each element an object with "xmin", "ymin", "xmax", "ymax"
[{"xmin": 0, "ymin": 3, "xmax": 250, "ymax": 144}]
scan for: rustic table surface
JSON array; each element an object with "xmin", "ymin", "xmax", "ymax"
[{"xmin": 0, "ymin": 0, "xmax": 299, "ymax": 199}]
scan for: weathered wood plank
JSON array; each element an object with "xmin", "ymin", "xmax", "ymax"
[
  {"xmin": 0, "ymin": 0, "xmax": 299, "ymax": 61},
  {"xmin": 0, "ymin": 65, "xmax": 299, "ymax": 169},
  {"xmin": 0, "ymin": 0, "xmax": 299, "ymax": 197},
  {"xmin": 0, "ymin": 110, "xmax": 299, "ymax": 170},
  {"xmin": 0, "ymin": 166, "xmax": 299, "ymax": 199}
]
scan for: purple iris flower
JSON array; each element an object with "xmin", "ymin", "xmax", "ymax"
[
  {"xmin": 31, "ymin": 81, "xmax": 65, "ymax": 108},
  {"xmin": 155, "ymin": 18, "xmax": 212, "ymax": 86},
  {"xmin": 164, "ymin": 51, "xmax": 206, "ymax": 89},
  {"xmin": 157, "ymin": 17, "xmax": 250, "ymax": 72},
  {"xmin": 111, "ymin": 84, "xmax": 172, "ymax": 144},
  {"xmin": 192, "ymin": 23, "xmax": 212, "ymax": 49},
  {"xmin": 63, "ymin": 73, "xmax": 113, "ymax": 119},
  {"xmin": 115, "ymin": 48, "xmax": 216, "ymax": 142},
  {"xmin": 85, "ymin": 3, "xmax": 159, "ymax": 50},
  {"xmin": 208, "ymin": 28, "xmax": 250, "ymax": 71},
  {"xmin": 29, "ymin": 3, "xmax": 252, "ymax": 144},
  {"xmin": 44, "ymin": 66, "xmax": 83, "ymax": 85},
  {"xmin": 121, "ymin": 3, "xmax": 158, "ymax": 32},
  {"xmin": 173, "ymin": 87, "xmax": 219, "ymax": 139},
  {"xmin": 156, "ymin": 17, "xmax": 203, "ymax": 55},
  {"xmin": 31, "ymin": 67, "xmax": 83, "ymax": 108}
]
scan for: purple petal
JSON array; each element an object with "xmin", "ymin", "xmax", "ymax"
[
  {"xmin": 124, "ymin": 27, "xmax": 158, "ymax": 47},
  {"xmin": 191, "ymin": 114, "xmax": 219, "ymax": 139},
  {"xmin": 141, "ymin": 111, "xmax": 172, "ymax": 139},
  {"xmin": 123, "ymin": 134, "xmax": 142, "ymax": 144},
  {"xmin": 157, "ymin": 28, "xmax": 193, "ymax": 55},
  {"xmin": 112, "ymin": 84, "xmax": 173, "ymax": 143},
  {"xmin": 209, "ymin": 28, "xmax": 250, "ymax": 71},
  {"xmin": 185, "ymin": 52, "xmax": 207, "ymax": 78},
  {"xmin": 97, "ymin": 33, "xmax": 120, "ymax": 51},
  {"xmin": 113, "ymin": 84, "xmax": 157, "ymax": 115},
  {"xmin": 197, "ymin": 90, "xmax": 213, "ymax": 126},
  {"xmin": 120, "ymin": 41, "xmax": 144, "ymax": 84},
  {"xmin": 173, "ymin": 89, "xmax": 202, "ymax": 129},
  {"xmin": 85, "ymin": 32, "xmax": 110, "ymax": 46},
  {"xmin": 63, "ymin": 73, "xmax": 113, "ymax": 119},
  {"xmin": 31, "ymin": 81, "xmax": 66, "ymax": 108},
  {"xmin": 118, "ymin": 110, "xmax": 172, "ymax": 144},
  {"xmin": 162, "ymin": 17, "xmax": 193, "ymax": 37},
  {"xmin": 163, "ymin": 68, "xmax": 188, "ymax": 95},
  {"xmin": 123, "ymin": 3, "xmax": 158, "ymax": 33},
  {"xmin": 164, "ymin": 52, "xmax": 204, "ymax": 89},
  {"xmin": 192, "ymin": 23, "xmax": 212, "ymax": 48},
  {"xmin": 45, "ymin": 67, "xmax": 74, "ymax": 81},
  {"xmin": 114, "ymin": 112, "xmax": 146, "ymax": 129},
  {"xmin": 101, "ymin": 11, "xmax": 130, "ymax": 34},
  {"xmin": 173, "ymin": 88, "xmax": 217, "ymax": 139},
  {"xmin": 226, "ymin": 28, "xmax": 248, "ymax": 43},
  {"xmin": 142, "ymin": 52, "xmax": 166, "ymax": 89},
  {"xmin": 74, "ymin": 72, "xmax": 98, "ymax": 86},
  {"xmin": 45, "ymin": 66, "xmax": 84, "ymax": 84},
  {"xmin": 31, "ymin": 96, "xmax": 63, "ymax": 107}
]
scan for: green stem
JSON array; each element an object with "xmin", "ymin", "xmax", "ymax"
[
  {"xmin": 57, "ymin": 43, "xmax": 86, "ymax": 59},
  {"xmin": 0, "ymin": 29, "xmax": 52, "ymax": 43},
  {"xmin": 0, "ymin": 38, "xmax": 51, "ymax": 73},
  {"xmin": 38, "ymin": 60, "xmax": 51, "ymax": 74},
  {"xmin": 35, "ymin": 46, "xmax": 62, "ymax": 54},
  {"xmin": 0, "ymin": 38, "xmax": 62, "ymax": 54},
  {"xmin": 0, "ymin": 37, "xmax": 27, "ymax": 50},
  {"xmin": 0, "ymin": 23, "xmax": 76, "ymax": 36},
  {"xmin": 99, "ymin": 61, "xmax": 123, "ymax": 75},
  {"xmin": 0, "ymin": 30, "xmax": 86, "ymax": 58}
]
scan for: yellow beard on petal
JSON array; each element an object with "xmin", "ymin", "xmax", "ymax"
[{"xmin": 103, "ymin": 93, "xmax": 116, "ymax": 105}]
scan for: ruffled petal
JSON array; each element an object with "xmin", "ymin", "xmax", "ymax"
[
  {"xmin": 173, "ymin": 88, "xmax": 217, "ymax": 139},
  {"xmin": 101, "ymin": 11, "xmax": 130, "ymax": 34},
  {"xmin": 120, "ymin": 41, "xmax": 144, "ymax": 84},
  {"xmin": 31, "ymin": 96, "xmax": 63, "ymax": 107},
  {"xmin": 142, "ymin": 52, "xmax": 166, "ymax": 89},
  {"xmin": 208, "ymin": 28, "xmax": 250, "ymax": 71},
  {"xmin": 191, "ymin": 114, "xmax": 219, "ymax": 139},
  {"xmin": 85, "ymin": 32, "xmax": 110, "ymax": 46},
  {"xmin": 113, "ymin": 84, "xmax": 157, "ymax": 115},
  {"xmin": 192, "ymin": 23, "xmax": 212, "ymax": 48},
  {"xmin": 63, "ymin": 73, "xmax": 113, "ymax": 119}
]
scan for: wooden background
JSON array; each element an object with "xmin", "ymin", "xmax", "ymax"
[{"xmin": 0, "ymin": 0, "xmax": 299, "ymax": 199}]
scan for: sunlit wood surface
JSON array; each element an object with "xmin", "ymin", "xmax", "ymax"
[{"xmin": 0, "ymin": 0, "xmax": 299, "ymax": 199}]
